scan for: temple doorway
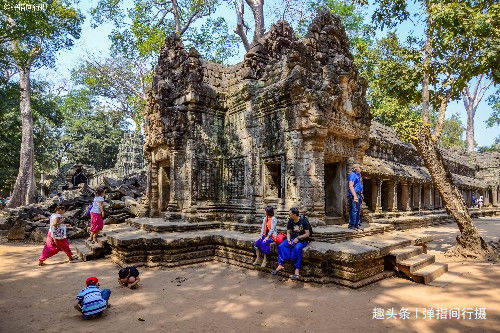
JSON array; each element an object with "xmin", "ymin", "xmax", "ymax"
[
  {"xmin": 158, "ymin": 162, "xmax": 171, "ymax": 212},
  {"xmin": 324, "ymin": 162, "xmax": 347, "ymax": 223},
  {"xmin": 73, "ymin": 170, "xmax": 88, "ymax": 186}
]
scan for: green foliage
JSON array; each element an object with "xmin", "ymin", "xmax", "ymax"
[
  {"xmin": 477, "ymin": 136, "xmax": 500, "ymax": 153},
  {"xmin": 0, "ymin": 81, "xmax": 62, "ymax": 196},
  {"xmin": 364, "ymin": 0, "xmax": 499, "ymax": 142},
  {"xmin": 439, "ymin": 113, "xmax": 466, "ymax": 150},
  {"xmin": 56, "ymin": 89, "xmax": 128, "ymax": 171},
  {"xmin": 71, "ymin": 57, "xmax": 146, "ymax": 128},
  {"xmin": 1, "ymin": 0, "xmax": 83, "ymax": 70},
  {"xmin": 91, "ymin": 0, "xmax": 239, "ymax": 63},
  {"xmin": 485, "ymin": 92, "xmax": 500, "ymax": 128}
]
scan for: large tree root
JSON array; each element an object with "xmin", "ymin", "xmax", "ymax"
[{"xmin": 445, "ymin": 236, "xmax": 498, "ymax": 261}]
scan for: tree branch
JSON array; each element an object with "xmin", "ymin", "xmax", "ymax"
[
  {"xmin": 171, "ymin": 0, "xmax": 182, "ymax": 35},
  {"xmin": 245, "ymin": 0, "xmax": 265, "ymax": 42},
  {"xmin": 432, "ymin": 94, "xmax": 450, "ymax": 142},
  {"xmin": 180, "ymin": 8, "xmax": 202, "ymax": 35},
  {"xmin": 234, "ymin": 0, "xmax": 250, "ymax": 51}
]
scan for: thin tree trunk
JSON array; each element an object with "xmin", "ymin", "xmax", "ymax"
[
  {"xmin": 466, "ymin": 108, "xmax": 475, "ymax": 153},
  {"xmin": 7, "ymin": 67, "xmax": 37, "ymax": 208},
  {"xmin": 414, "ymin": 128, "xmax": 491, "ymax": 258}
]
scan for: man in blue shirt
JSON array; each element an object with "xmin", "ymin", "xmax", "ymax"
[{"xmin": 347, "ymin": 163, "xmax": 363, "ymax": 230}]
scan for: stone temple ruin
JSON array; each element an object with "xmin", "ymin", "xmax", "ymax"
[
  {"xmin": 95, "ymin": 12, "xmax": 499, "ymax": 287},
  {"xmin": 143, "ymin": 12, "xmax": 370, "ymax": 224}
]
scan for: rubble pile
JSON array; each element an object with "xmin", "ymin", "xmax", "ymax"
[{"xmin": 0, "ymin": 172, "xmax": 147, "ymax": 242}]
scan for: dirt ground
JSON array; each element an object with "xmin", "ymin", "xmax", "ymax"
[{"xmin": 0, "ymin": 218, "xmax": 498, "ymax": 333}]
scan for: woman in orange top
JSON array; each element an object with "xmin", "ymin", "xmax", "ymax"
[{"xmin": 253, "ymin": 205, "xmax": 278, "ymax": 267}]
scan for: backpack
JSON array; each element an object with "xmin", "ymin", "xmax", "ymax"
[{"xmin": 85, "ymin": 204, "xmax": 92, "ymax": 217}]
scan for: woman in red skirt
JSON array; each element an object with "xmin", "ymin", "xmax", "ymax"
[{"xmin": 89, "ymin": 187, "xmax": 106, "ymax": 243}]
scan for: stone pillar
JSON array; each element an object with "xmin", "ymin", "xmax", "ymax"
[
  {"xmin": 492, "ymin": 187, "xmax": 498, "ymax": 207},
  {"xmin": 387, "ymin": 179, "xmax": 398, "ymax": 211},
  {"xmin": 150, "ymin": 162, "xmax": 159, "ymax": 217},
  {"xmin": 484, "ymin": 190, "xmax": 490, "ymax": 206},
  {"xmin": 412, "ymin": 184, "xmax": 422, "ymax": 210},
  {"xmin": 168, "ymin": 151, "xmax": 180, "ymax": 211},
  {"xmin": 400, "ymin": 181, "xmax": 410, "ymax": 211},
  {"xmin": 371, "ymin": 178, "xmax": 382, "ymax": 212},
  {"xmin": 422, "ymin": 184, "xmax": 433, "ymax": 210}
]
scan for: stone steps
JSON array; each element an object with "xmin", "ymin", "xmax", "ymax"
[
  {"xmin": 74, "ymin": 237, "xmax": 110, "ymax": 261},
  {"xmin": 388, "ymin": 246, "xmax": 448, "ymax": 284}
]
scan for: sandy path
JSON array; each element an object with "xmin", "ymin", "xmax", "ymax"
[{"xmin": 0, "ymin": 218, "xmax": 499, "ymax": 333}]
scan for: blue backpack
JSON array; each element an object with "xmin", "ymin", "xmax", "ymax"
[{"xmin": 85, "ymin": 204, "xmax": 92, "ymax": 217}]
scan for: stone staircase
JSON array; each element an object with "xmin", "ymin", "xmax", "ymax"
[
  {"xmin": 388, "ymin": 245, "xmax": 448, "ymax": 284},
  {"xmin": 74, "ymin": 237, "xmax": 110, "ymax": 261}
]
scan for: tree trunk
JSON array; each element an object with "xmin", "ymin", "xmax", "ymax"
[
  {"xmin": 245, "ymin": 0, "xmax": 265, "ymax": 42},
  {"xmin": 466, "ymin": 105, "xmax": 475, "ymax": 153},
  {"xmin": 7, "ymin": 67, "xmax": 37, "ymax": 208},
  {"xmin": 413, "ymin": 128, "xmax": 492, "ymax": 259}
]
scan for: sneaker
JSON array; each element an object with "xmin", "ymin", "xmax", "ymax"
[
  {"xmin": 290, "ymin": 274, "xmax": 299, "ymax": 281},
  {"xmin": 271, "ymin": 269, "xmax": 280, "ymax": 276}
]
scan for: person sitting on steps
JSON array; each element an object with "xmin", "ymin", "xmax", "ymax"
[
  {"xmin": 272, "ymin": 207, "xmax": 312, "ymax": 281},
  {"xmin": 253, "ymin": 205, "xmax": 278, "ymax": 268}
]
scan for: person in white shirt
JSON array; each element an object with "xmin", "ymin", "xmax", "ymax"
[
  {"xmin": 88, "ymin": 187, "xmax": 106, "ymax": 243},
  {"xmin": 38, "ymin": 204, "xmax": 77, "ymax": 265}
]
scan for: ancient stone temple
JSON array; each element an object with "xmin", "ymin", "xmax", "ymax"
[{"xmin": 144, "ymin": 12, "xmax": 370, "ymax": 224}]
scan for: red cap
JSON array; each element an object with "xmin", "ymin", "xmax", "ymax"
[{"xmin": 86, "ymin": 276, "xmax": 98, "ymax": 286}]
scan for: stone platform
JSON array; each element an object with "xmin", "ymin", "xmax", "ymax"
[{"xmin": 101, "ymin": 218, "xmax": 440, "ymax": 288}]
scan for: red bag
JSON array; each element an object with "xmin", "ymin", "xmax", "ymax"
[{"xmin": 273, "ymin": 233, "xmax": 287, "ymax": 245}]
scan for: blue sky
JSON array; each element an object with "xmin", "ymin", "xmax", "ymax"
[{"xmin": 33, "ymin": 0, "xmax": 498, "ymax": 147}]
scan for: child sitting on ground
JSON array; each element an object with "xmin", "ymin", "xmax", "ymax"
[
  {"xmin": 118, "ymin": 266, "xmax": 140, "ymax": 289},
  {"xmin": 76, "ymin": 277, "xmax": 111, "ymax": 319}
]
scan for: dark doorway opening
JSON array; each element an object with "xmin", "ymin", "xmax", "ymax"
[
  {"xmin": 158, "ymin": 164, "xmax": 170, "ymax": 212},
  {"xmin": 324, "ymin": 163, "xmax": 343, "ymax": 217},
  {"xmin": 73, "ymin": 170, "xmax": 87, "ymax": 186},
  {"xmin": 363, "ymin": 178, "xmax": 373, "ymax": 211},
  {"xmin": 397, "ymin": 182, "xmax": 403, "ymax": 210},
  {"xmin": 381, "ymin": 180, "xmax": 390, "ymax": 211}
]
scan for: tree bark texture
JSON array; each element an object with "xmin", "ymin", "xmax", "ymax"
[
  {"xmin": 466, "ymin": 108, "xmax": 475, "ymax": 153},
  {"xmin": 7, "ymin": 67, "xmax": 37, "ymax": 208},
  {"xmin": 414, "ymin": 128, "xmax": 491, "ymax": 257}
]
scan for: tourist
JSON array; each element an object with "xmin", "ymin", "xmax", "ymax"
[
  {"xmin": 118, "ymin": 266, "xmax": 141, "ymax": 289},
  {"xmin": 38, "ymin": 204, "xmax": 77, "ymax": 266},
  {"xmin": 272, "ymin": 207, "xmax": 312, "ymax": 281},
  {"xmin": 472, "ymin": 193, "xmax": 476, "ymax": 208},
  {"xmin": 478, "ymin": 195, "xmax": 484, "ymax": 209},
  {"xmin": 88, "ymin": 187, "xmax": 106, "ymax": 243},
  {"xmin": 347, "ymin": 163, "xmax": 363, "ymax": 230},
  {"xmin": 253, "ymin": 205, "xmax": 278, "ymax": 267},
  {"xmin": 76, "ymin": 276, "xmax": 111, "ymax": 319}
]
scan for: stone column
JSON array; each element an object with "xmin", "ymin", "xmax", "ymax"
[
  {"xmin": 400, "ymin": 181, "xmax": 410, "ymax": 211},
  {"xmin": 150, "ymin": 162, "xmax": 159, "ymax": 217},
  {"xmin": 168, "ymin": 151, "xmax": 180, "ymax": 211},
  {"xmin": 492, "ymin": 187, "xmax": 498, "ymax": 207},
  {"xmin": 387, "ymin": 179, "xmax": 398, "ymax": 211},
  {"xmin": 422, "ymin": 184, "xmax": 433, "ymax": 210},
  {"xmin": 371, "ymin": 178, "xmax": 382, "ymax": 212},
  {"xmin": 412, "ymin": 184, "xmax": 422, "ymax": 210}
]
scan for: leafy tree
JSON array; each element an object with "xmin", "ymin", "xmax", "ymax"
[
  {"xmin": 1, "ymin": 0, "xmax": 83, "ymax": 207},
  {"xmin": 477, "ymin": 136, "xmax": 500, "ymax": 153},
  {"xmin": 362, "ymin": 0, "xmax": 499, "ymax": 258},
  {"xmin": 55, "ymin": 89, "xmax": 128, "ymax": 171},
  {"xmin": 0, "ymin": 80, "xmax": 62, "ymax": 197},
  {"xmin": 80, "ymin": 0, "xmax": 239, "ymax": 128},
  {"xmin": 461, "ymin": 75, "xmax": 493, "ymax": 153},
  {"xmin": 485, "ymin": 92, "xmax": 500, "ymax": 128},
  {"xmin": 439, "ymin": 113, "xmax": 466, "ymax": 150}
]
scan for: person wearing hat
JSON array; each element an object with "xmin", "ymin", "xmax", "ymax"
[
  {"xmin": 76, "ymin": 277, "xmax": 111, "ymax": 319},
  {"xmin": 347, "ymin": 163, "xmax": 364, "ymax": 230}
]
